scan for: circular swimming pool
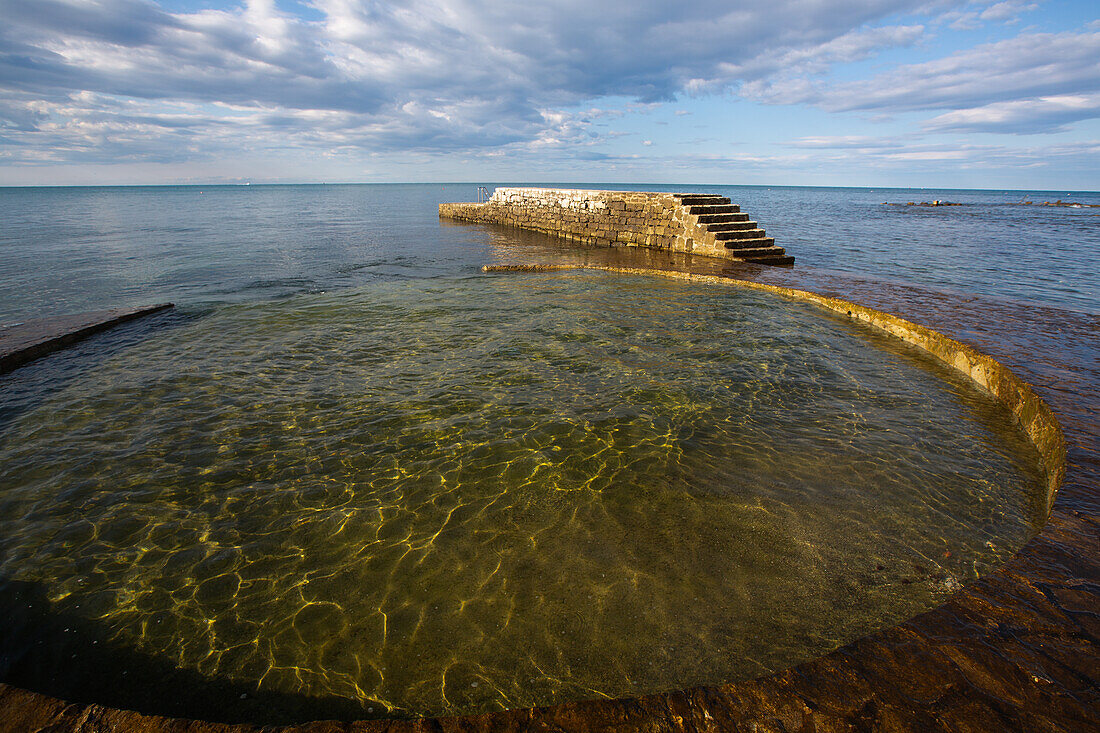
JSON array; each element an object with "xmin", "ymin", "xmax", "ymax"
[{"xmin": 0, "ymin": 271, "xmax": 1046, "ymax": 723}]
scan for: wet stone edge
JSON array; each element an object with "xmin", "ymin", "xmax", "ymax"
[{"xmin": 0, "ymin": 304, "xmax": 175, "ymax": 375}]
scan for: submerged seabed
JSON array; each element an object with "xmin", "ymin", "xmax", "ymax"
[{"xmin": 0, "ymin": 272, "xmax": 1045, "ymax": 723}]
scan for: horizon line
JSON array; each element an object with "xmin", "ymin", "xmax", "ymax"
[{"xmin": 1, "ymin": 182, "xmax": 1098, "ymax": 194}]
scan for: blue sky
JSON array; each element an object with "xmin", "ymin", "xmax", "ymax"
[{"xmin": 1, "ymin": 0, "xmax": 1098, "ymax": 188}]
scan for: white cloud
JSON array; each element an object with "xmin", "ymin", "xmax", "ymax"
[
  {"xmin": 776, "ymin": 134, "xmax": 1100, "ymax": 173},
  {"xmin": 727, "ymin": 24, "xmax": 926, "ymax": 84},
  {"xmin": 820, "ymin": 31, "xmax": 1100, "ymax": 113},
  {"xmin": 936, "ymin": 0, "xmax": 1038, "ymax": 30},
  {"xmin": 924, "ymin": 93, "xmax": 1100, "ymax": 133},
  {"xmin": 979, "ymin": 0, "xmax": 1039, "ymax": 21},
  {"xmin": 533, "ymin": 138, "xmax": 1100, "ymax": 180},
  {"xmin": 746, "ymin": 29, "xmax": 1100, "ymax": 135},
  {"xmin": 786, "ymin": 135, "xmax": 905, "ymax": 148}
]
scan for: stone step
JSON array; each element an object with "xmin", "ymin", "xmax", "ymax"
[
  {"xmin": 696, "ymin": 213, "xmax": 750, "ymax": 224},
  {"xmin": 725, "ymin": 245, "xmax": 787, "ymax": 258},
  {"xmin": 723, "ymin": 238, "xmax": 777, "ymax": 250},
  {"xmin": 714, "ymin": 228, "xmax": 767, "ymax": 241},
  {"xmin": 736, "ymin": 247, "xmax": 785, "ymax": 258},
  {"xmin": 674, "ymin": 194, "xmax": 731, "ymax": 206},
  {"xmin": 735, "ymin": 253, "xmax": 796, "ymax": 266},
  {"xmin": 687, "ymin": 204, "xmax": 740, "ymax": 215},
  {"xmin": 705, "ymin": 221, "xmax": 758, "ymax": 232}
]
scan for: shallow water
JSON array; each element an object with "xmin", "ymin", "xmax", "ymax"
[{"xmin": 0, "ymin": 272, "xmax": 1046, "ymax": 722}]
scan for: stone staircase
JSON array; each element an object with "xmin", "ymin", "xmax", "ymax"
[{"xmin": 673, "ymin": 194, "xmax": 793, "ymax": 265}]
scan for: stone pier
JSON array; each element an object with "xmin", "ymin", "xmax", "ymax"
[{"xmin": 440, "ymin": 188, "xmax": 793, "ymax": 265}]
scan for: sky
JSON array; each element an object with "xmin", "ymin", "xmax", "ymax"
[{"xmin": 1, "ymin": 0, "xmax": 1098, "ymax": 188}]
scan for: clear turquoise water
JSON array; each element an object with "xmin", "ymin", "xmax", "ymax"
[{"xmin": 0, "ymin": 269, "xmax": 1045, "ymax": 722}]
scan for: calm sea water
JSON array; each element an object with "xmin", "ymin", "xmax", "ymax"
[
  {"xmin": 0, "ymin": 183, "xmax": 1096, "ymax": 322},
  {"xmin": 0, "ymin": 183, "xmax": 1080, "ymax": 722}
]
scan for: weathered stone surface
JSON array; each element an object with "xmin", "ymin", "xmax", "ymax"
[
  {"xmin": 439, "ymin": 188, "xmax": 794, "ymax": 265},
  {"xmin": 0, "ymin": 304, "xmax": 174, "ymax": 374}
]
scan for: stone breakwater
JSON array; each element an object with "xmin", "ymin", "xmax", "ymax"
[{"xmin": 439, "ymin": 188, "xmax": 793, "ymax": 265}]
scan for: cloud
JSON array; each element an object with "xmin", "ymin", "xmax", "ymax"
[
  {"xmin": 979, "ymin": 0, "xmax": 1038, "ymax": 21},
  {"xmin": 1, "ymin": 0, "xmax": 181, "ymax": 46},
  {"xmin": 0, "ymin": 0, "xmax": 949, "ymax": 165},
  {"xmin": 520, "ymin": 138, "xmax": 1100, "ymax": 179},
  {"xmin": 3, "ymin": 0, "xmax": 1092, "ymax": 178},
  {"xmin": 746, "ymin": 28, "xmax": 1100, "ymax": 134},
  {"xmin": 923, "ymin": 93, "xmax": 1100, "ymax": 133},
  {"xmin": 936, "ymin": 0, "xmax": 1038, "ymax": 31},
  {"xmin": 775, "ymin": 134, "xmax": 1100, "ymax": 172},
  {"xmin": 786, "ymin": 135, "xmax": 906, "ymax": 148},
  {"xmin": 815, "ymin": 30, "xmax": 1100, "ymax": 113},
  {"xmin": 723, "ymin": 23, "xmax": 926, "ymax": 86}
]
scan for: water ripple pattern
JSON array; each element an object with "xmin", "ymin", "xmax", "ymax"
[{"xmin": 0, "ymin": 272, "xmax": 1046, "ymax": 722}]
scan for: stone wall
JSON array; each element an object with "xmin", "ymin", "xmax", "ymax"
[{"xmin": 439, "ymin": 187, "xmax": 793, "ymax": 265}]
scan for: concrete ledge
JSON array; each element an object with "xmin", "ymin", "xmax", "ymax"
[{"xmin": 0, "ymin": 304, "xmax": 174, "ymax": 375}]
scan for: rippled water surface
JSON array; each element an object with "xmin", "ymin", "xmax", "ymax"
[
  {"xmin": 0, "ymin": 272, "xmax": 1045, "ymax": 722},
  {"xmin": 0, "ymin": 183, "xmax": 1096, "ymax": 321}
]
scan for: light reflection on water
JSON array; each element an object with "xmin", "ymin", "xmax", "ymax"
[{"xmin": 0, "ymin": 272, "xmax": 1045, "ymax": 723}]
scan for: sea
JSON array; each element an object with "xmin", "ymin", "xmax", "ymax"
[
  {"xmin": 0, "ymin": 183, "xmax": 1097, "ymax": 323},
  {"xmin": 0, "ymin": 182, "xmax": 1095, "ymax": 722}
]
